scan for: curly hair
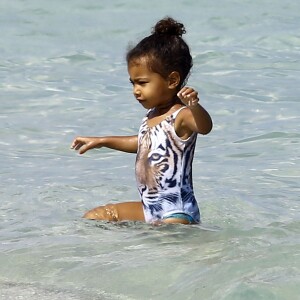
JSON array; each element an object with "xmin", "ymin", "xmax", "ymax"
[{"xmin": 126, "ymin": 17, "xmax": 193, "ymax": 89}]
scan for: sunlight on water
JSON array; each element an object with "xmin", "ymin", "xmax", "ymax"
[{"xmin": 0, "ymin": 0, "xmax": 299, "ymax": 299}]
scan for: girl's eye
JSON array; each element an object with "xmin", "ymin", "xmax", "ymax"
[{"xmin": 129, "ymin": 80, "xmax": 148, "ymax": 86}]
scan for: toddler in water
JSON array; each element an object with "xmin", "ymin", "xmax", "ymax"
[{"xmin": 71, "ymin": 17, "xmax": 212, "ymax": 224}]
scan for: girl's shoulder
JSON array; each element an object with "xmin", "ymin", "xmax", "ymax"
[{"xmin": 173, "ymin": 106, "xmax": 196, "ymax": 140}]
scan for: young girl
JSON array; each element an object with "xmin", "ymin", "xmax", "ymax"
[{"xmin": 71, "ymin": 17, "xmax": 212, "ymax": 225}]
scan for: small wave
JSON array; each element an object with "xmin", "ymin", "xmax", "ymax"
[
  {"xmin": 0, "ymin": 279, "xmax": 127, "ymax": 300},
  {"xmin": 234, "ymin": 132, "xmax": 300, "ymax": 143},
  {"xmin": 48, "ymin": 53, "xmax": 96, "ymax": 64}
]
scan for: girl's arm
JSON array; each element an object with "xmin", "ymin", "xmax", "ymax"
[
  {"xmin": 71, "ymin": 135, "xmax": 138, "ymax": 155},
  {"xmin": 177, "ymin": 87, "xmax": 213, "ymax": 135}
]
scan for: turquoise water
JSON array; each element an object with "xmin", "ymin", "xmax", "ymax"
[{"xmin": 1, "ymin": 0, "xmax": 299, "ymax": 299}]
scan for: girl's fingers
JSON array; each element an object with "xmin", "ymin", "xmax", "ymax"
[
  {"xmin": 178, "ymin": 87, "xmax": 197, "ymax": 98},
  {"xmin": 71, "ymin": 139, "xmax": 85, "ymax": 152},
  {"xmin": 71, "ymin": 137, "xmax": 96, "ymax": 154},
  {"xmin": 177, "ymin": 87, "xmax": 189, "ymax": 97},
  {"xmin": 178, "ymin": 89, "xmax": 198, "ymax": 103},
  {"xmin": 71, "ymin": 142, "xmax": 79, "ymax": 149},
  {"xmin": 74, "ymin": 143, "xmax": 83, "ymax": 151},
  {"xmin": 177, "ymin": 87, "xmax": 199, "ymax": 108},
  {"xmin": 79, "ymin": 145, "xmax": 87, "ymax": 155},
  {"xmin": 71, "ymin": 137, "xmax": 86, "ymax": 149},
  {"xmin": 71, "ymin": 138, "xmax": 80, "ymax": 149}
]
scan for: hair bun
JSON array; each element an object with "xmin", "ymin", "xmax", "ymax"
[{"xmin": 152, "ymin": 17, "xmax": 186, "ymax": 37}]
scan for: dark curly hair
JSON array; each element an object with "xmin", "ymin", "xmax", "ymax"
[{"xmin": 126, "ymin": 17, "xmax": 193, "ymax": 89}]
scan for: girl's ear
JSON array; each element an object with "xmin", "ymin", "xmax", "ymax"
[{"xmin": 168, "ymin": 71, "xmax": 181, "ymax": 89}]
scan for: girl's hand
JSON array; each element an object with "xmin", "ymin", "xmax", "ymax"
[
  {"xmin": 71, "ymin": 137, "xmax": 101, "ymax": 155},
  {"xmin": 177, "ymin": 87, "xmax": 199, "ymax": 108}
]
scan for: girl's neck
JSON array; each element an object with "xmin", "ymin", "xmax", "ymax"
[{"xmin": 154, "ymin": 96, "xmax": 181, "ymax": 115}]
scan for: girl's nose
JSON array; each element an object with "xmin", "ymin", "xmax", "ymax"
[{"xmin": 133, "ymin": 85, "xmax": 140, "ymax": 97}]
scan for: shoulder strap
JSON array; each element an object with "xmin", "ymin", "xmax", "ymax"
[{"xmin": 172, "ymin": 106, "xmax": 187, "ymax": 119}]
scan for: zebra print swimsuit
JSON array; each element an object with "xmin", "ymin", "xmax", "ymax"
[{"xmin": 135, "ymin": 107, "xmax": 200, "ymax": 223}]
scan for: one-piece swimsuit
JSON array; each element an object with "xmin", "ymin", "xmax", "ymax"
[{"xmin": 135, "ymin": 107, "xmax": 200, "ymax": 223}]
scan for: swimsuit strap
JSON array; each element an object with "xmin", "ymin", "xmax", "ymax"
[
  {"xmin": 171, "ymin": 106, "xmax": 187, "ymax": 119},
  {"xmin": 143, "ymin": 106, "xmax": 187, "ymax": 127}
]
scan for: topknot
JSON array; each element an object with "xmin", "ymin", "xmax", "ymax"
[{"xmin": 152, "ymin": 17, "xmax": 186, "ymax": 37}]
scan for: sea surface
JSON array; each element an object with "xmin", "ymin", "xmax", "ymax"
[{"xmin": 0, "ymin": 0, "xmax": 299, "ymax": 299}]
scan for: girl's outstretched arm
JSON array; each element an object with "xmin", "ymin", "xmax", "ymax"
[
  {"xmin": 71, "ymin": 135, "xmax": 138, "ymax": 154},
  {"xmin": 177, "ymin": 87, "xmax": 213, "ymax": 135}
]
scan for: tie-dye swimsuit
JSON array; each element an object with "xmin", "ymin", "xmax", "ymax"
[{"xmin": 135, "ymin": 107, "xmax": 200, "ymax": 223}]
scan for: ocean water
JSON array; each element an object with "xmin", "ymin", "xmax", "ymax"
[{"xmin": 0, "ymin": 0, "xmax": 299, "ymax": 299}]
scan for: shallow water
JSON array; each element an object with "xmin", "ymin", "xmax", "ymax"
[{"xmin": 1, "ymin": 0, "xmax": 299, "ymax": 299}]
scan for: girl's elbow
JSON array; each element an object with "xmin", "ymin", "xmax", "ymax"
[
  {"xmin": 200, "ymin": 128, "xmax": 211, "ymax": 135},
  {"xmin": 200, "ymin": 121, "xmax": 213, "ymax": 135}
]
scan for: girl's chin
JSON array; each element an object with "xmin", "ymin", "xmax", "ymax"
[{"xmin": 139, "ymin": 102, "xmax": 153, "ymax": 109}]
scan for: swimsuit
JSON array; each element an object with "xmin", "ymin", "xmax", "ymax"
[
  {"xmin": 163, "ymin": 213, "xmax": 196, "ymax": 224},
  {"xmin": 135, "ymin": 107, "xmax": 200, "ymax": 223}
]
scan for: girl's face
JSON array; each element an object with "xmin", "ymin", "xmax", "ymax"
[{"xmin": 128, "ymin": 58, "xmax": 176, "ymax": 109}]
